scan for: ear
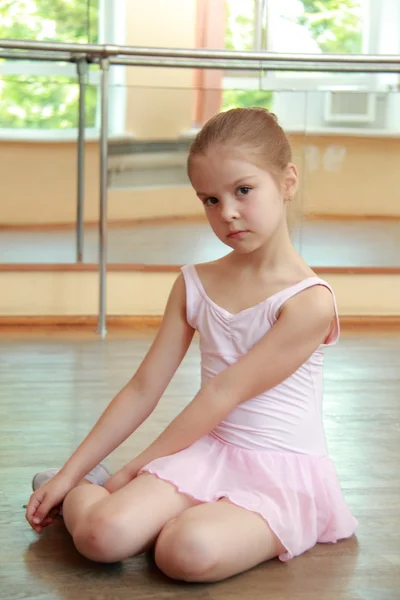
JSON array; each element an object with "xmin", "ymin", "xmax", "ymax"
[{"xmin": 283, "ymin": 163, "xmax": 298, "ymax": 201}]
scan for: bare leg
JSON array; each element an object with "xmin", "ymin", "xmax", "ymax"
[
  {"xmin": 62, "ymin": 473, "xmax": 201, "ymax": 563},
  {"xmin": 154, "ymin": 499, "xmax": 287, "ymax": 582},
  {"xmin": 62, "ymin": 480, "xmax": 109, "ymax": 535}
]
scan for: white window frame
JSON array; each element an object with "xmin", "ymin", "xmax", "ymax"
[
  {"xmin": 0, "ymin": 0, "xmax": 127, "ymax": 141},
  {"xmin": 223, "ymin": 0, "xmax": 400, "ymax": 135}
]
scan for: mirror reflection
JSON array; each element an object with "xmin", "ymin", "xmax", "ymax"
[{"xmin": 1, "ymin": 0, "xmax": 399, "ymax": 268}]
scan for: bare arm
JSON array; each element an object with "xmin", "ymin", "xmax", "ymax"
[
  {"xmin": 126, "ymin": 285, "xmax": 335, "ymax": 474},
  {"xmin": 25, "ymin": 274, "xmax": 194, "ymax": 529},
  {"xmin": 60, "ymin": 273, "xmax": 194, "ymax": 486}
]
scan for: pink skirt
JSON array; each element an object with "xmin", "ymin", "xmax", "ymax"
[{"xmin": 139, "ymin": 433, "xmax": 358, "ymax": 561}]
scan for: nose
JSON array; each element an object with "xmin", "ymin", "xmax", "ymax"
[{"xmin": 220, "ymin": 199, "xmax": 239, "ymax": 223}]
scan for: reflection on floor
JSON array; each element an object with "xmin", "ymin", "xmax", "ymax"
[{"xmin": 1, "ymin": 218, "xmax": 400, "ymax": 267}]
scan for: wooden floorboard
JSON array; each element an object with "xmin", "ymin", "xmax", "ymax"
[{"xmin": 0, "ymin": 328, "xmax": 399, "ymax": 599}]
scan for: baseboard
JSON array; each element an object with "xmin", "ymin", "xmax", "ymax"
[
  {"xmin": 339, "ymin": 315, "xmax": 400, "ymax": 327},
  {"xmin": 305, "ymin": 213, "xmax": 400, "ymax": 221},
  {"xmin": 0, "ymin": 315, "xmax": 163, "ymax": 329},
  {"xmin": 0, "ymin": 263, "xmax": 180, "ymax": 273},
  {"xmin": 0, "ymin": 214, "xmax": 207, "ymax": 232},
  {"xmin": 1, "ymin": 314, "xmax": 400, "ymax": 330},
  {"xmin": 1, "ymin": 212, "xmax": 399, "ymax": 231},
  {"xmin": 1, "ymin": 264, "xmax": 399, "ymax": 275}
]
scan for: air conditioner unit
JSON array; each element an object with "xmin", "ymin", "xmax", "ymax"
[{"xmin": 324, "ymin": 91, "xmax": 377, "ymax": 124}]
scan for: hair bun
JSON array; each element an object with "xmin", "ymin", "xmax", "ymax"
[
  {"xmin": 188, "ymin": 106, "xmax": 292, "ymax": 174},
  {"xmin": 249, "ymin": 106, "xmax": 279, "ymax": 123}
]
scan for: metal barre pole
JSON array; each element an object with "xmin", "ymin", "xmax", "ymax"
[
  {"xmin": 2, "ymin": 48, "xmax": 399, "ymax": 72},
  {"xmin": 1, "ymin": 38, "xmax": 400, "ymax": 68},
  {"xmin": 0, "ymin": 38, "xmax": 103, "ymax": 54},
  {"xmin": 0, "ymin": 49, "xmax": 73, "ymax": 61},
  {"xmin": 112, "ymin": 46, "xmax": 400, "ymax": 64},
  {"xmin": 108, "ymin": 56, "xmax": 400, "ymax": 73},
  {"xmin": 97, "ymin": 57, "xmax": 109, "ymax": 338},
  {"xmin": 76, "ymin": 57, "xmax": 87, "ymax": 264}
]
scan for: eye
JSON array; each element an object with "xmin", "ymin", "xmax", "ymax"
[
  {"xmin": 203, "ymin": 197, "xmax": 219, "ymax": 207},
  {"xmin": 237, "ymin": 186, "xmax": 251, "ymax": 197}
]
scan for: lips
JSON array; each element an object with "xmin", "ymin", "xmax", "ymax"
[
  {"xmin": 227, "ymin": 230, "xmax": 249, "ymax": 240},
  {"xmin": 228, "ymin": 230, "xmax": 247, "ymax": 237}
]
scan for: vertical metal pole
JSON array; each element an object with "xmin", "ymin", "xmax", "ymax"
[
  {"xmin": 254, "ymin": 0, "xmax": 263, "ymax": 50},
  {"xmin": 97, "ymin": 57, "xmax": 109, "ymax": 338},
  {"xmin": 76, "ymin": 57, "xmax": 87, "ymax": 263},
  {"xmin": 254, "ymin": 0, "xmax": 268, "ymax": 51}
]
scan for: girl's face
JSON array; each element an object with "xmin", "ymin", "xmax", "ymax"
[{"xmin": 189, "ymin": 148, "xmax": 297, "ymax": 254}]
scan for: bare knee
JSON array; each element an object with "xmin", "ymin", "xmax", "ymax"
[
  {"xmin": 73, "ymin": 508, "xmax": 129, "ymax": 563},
  {"xmin": 155, "ymin": 516, "xmax": 219, "ymax": 582}
]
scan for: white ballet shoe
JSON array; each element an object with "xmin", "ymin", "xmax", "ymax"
[{"xmin": 32, "ymin": 463, "xmax": 111, "ymax": 491}]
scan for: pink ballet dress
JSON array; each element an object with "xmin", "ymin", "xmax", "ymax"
[{"xmin": 140, "ymin": 264, "xmax": 358, "ymax": 561}]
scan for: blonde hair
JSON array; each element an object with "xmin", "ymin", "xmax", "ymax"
[{"xmin": 188, "ymin": 107, "xmax": 293, "ymax": 182}]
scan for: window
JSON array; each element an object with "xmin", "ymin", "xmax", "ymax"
[
  {"xmin": 222, "ymin": 0, "xmax": 400, "ymax": 133},
  {"xmin": 225, "ymin": 0, "xmax": 367, "ymax": 57},
  {"xmin": 0, "ymin": 0, "xmax": 126, "ymax": 139},
  {"xmin": 267, "ymin": 0, "xmax": 364, "ymax": 55}
]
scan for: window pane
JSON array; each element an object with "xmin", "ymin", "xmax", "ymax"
[
  {"xmin": 225, "ymin": 0, "xmax": 255, "ymax": 51},
  {"xmin": 0, "ymin": 0, "xmax": 99, "ymax": 43},
  {"xmin": 0, "ymin": 1, "xmax": 100, "ymax": 131},
  {"xmin": 274, "ymin": 0, "xmax": 364, "ymax": 54},
  {"xmin": 225, "ymin": 0, "xmax": 364, "ymax": 54},
  {"xmin": 0, "ymin": 76, "xmax": 97, "ymax": 129}
]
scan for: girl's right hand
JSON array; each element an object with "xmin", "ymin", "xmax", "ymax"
[{"xmin": 26, "ymin": 472, "xmax": 74, "ymax": 533}]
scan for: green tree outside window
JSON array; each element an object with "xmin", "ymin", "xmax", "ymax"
[{"xmin": 0, "ymin": 0, "xmax": 99, "ymax": 129}]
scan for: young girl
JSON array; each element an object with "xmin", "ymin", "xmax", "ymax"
[{"xmin": 26, "ymin": 107, "xmax": 357, "ymax": 583}]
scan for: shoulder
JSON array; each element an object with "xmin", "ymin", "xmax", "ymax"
[
  {"xmin": 283, "ymin": 282, "xmax": 334, "ymax": 310},
  {"xmin": 165, "ymin": 272, "xmax": 187, "ymax": 312},
  {"xmin": 278, "ymin": 282, "xmax": 336, "ymax": 334}
]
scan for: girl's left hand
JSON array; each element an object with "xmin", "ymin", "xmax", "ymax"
[{"xmin": 104, "ymin": 463, "xmax": 139, "ymax": 493}]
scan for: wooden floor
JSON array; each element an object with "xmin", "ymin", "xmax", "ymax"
[
  {"xmin": 1, "ymin": 327, "xmax": 399, "ymax": 599},
  {"xmin": 1, "ymin": 217, "xmax": 400, "ymax": 267}
]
